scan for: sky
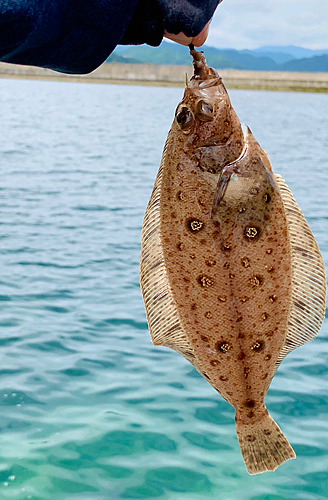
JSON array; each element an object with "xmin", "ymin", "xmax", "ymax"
[{"xmin": 206, "ymin": 0, "xmax": 328, "ymax": 50}]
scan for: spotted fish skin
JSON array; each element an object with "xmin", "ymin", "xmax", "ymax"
[{"xmin": 140, "ymin": 48, "xmax": 326, "ymax": 475}]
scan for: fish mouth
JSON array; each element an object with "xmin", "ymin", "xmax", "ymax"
[
  {"xmin": 189, "ymin": 43, "xmax": 219, "ymax": 81},
  {"xmin": 178, "ymin": 46, "xmax": 245, "ymax": 172}
]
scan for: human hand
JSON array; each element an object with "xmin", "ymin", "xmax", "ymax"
[{"xmin": 164, "ymin": 20, "xmax": 210, "ymax": 47}]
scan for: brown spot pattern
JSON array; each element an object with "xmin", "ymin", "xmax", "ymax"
[
  {"xmin": 250, "ymin": 275, "xmax": 263, "ymax": 287},
  {"xmin": 217, "ymin": 341, "xmax": 231, "ymax": 353},
  {"xmin": 245, "ymin": 226, "xmax": 260, "ymax": 240},
  {"xmin": 188, "ymin": 219, "xmax": 204, "ymax": 232},
  {"xmin": 198, "ymin": 276, "xmax": 214, "ymax": 287},
  {"xmin": 252, "ymin": 341, "xmax": 264, "ymax": 352}
]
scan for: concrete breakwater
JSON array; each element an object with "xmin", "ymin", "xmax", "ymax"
[{"xmin": 0, "ymin": 61, "xmax": 328, "ymax": 92}]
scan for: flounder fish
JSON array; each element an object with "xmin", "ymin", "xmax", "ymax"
[{"xmin": 140, "ymin": 46, "xmax": 326, "ymax": 475}]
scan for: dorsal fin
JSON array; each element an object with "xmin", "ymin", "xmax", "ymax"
[
  {"xmin": 275, "ymin": 174, "xmax": 326, "ymax": 368},
  {"xmin": 140, "ymin": 132, "xmax": 196, "ymax": 364}
]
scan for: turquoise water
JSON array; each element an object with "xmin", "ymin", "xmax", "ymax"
[{"xmin": 0, "ymin": 78, "xmax": 328, "ymax": 500}]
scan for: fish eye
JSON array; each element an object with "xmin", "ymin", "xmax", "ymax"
[
  {"xmin": 195, "ymin": 99, "xmax": 214, "ymax": 121},
  {"xmin": 175, "ymin": 106, "xmax": 194, "ymax": 130}
]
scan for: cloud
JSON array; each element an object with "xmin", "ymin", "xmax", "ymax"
[{"xmin": 207, "ymin": 0, "xmax": 328, "ymax": 49}]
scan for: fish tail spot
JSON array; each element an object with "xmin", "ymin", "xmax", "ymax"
[{"xmin": 235, "ymin": 410, "xmax": 296, "ymax": 475}]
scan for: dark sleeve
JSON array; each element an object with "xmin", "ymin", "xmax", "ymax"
[
  {"xmin": 0, "ymin": 0, "xmax": 222, "ymax": 74},
  {"xmin": 0, "ymin": 0, "xmax": 140, "ymax": 74},
  {"xmin": 121, "ymin": 0, "xmax": 223, "ymax": 46}
]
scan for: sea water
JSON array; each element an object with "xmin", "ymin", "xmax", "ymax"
[{"xmin": 0, "ymin": 78, "xmax": 327, "ymax": 500}]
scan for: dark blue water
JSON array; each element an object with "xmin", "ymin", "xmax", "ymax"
[{"xmin": 0, "ymin": 78, "xmax": 327, "ymax": 500}]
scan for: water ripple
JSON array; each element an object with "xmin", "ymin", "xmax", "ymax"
[{"xmin": 0, "ymin": 79, "xmax": 327, "ymax": 500}]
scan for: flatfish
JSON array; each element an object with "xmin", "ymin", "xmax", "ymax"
[{"xmin": 140, "ymin": 46, "xmax": 326, "ymax": 474}]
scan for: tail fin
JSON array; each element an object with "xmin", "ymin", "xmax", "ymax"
[{"xmin": 235, "ymin": 411, "xmax": 296, "ymax": 475}]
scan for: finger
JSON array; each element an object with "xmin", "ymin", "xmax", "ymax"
[
  {"xmin": 164, "ymin": 19, "xmax": 211, "ymax": 47},
  {"xmin": 163, "ymin": 30, "xmax": 192, "ymax": 46},
  {"xmin": 191, "ymin": 21, "xmax": 210, "ymax": 47}
]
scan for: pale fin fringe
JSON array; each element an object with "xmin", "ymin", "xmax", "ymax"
[
  {"xmin": 274, "ymin": 174, "xmax": 326, "ymax": 368},
  {"xmin": 235, "ymin": 411, "xmax": 296, "ymax": 475},
  {"xmin": 140, "ymin": 132, "xmax": 195, "ymax": 363}
]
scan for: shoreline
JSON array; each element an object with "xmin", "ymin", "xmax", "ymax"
[{"xmin": 1, "ymin": 62, "xmax": 328, "ymax": 93}]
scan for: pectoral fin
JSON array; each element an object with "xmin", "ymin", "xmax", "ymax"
[{"xmin": 212, "ymin": 169, "xmax": 232, "ymax": 212}]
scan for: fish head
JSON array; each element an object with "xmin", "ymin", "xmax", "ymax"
[
  {"xmin": 172, "ymin": 49, "xmax": 245, "ymax": 174},
  {"xmin": 175, "ymin": 77, "xmax": 231, "ymax": 142}
]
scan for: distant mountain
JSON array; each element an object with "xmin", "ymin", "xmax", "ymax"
[
  {"xmin": 108, "ymin": 42, "xmax": 328, "ymax": 73},
  {"xmin": 111, "ymin": 43, "xmax": 194, "ymax": 66},
  {"xmin": 241, "ymin": 50, "xmax": 295, "ymax": 65},
  {"xmin": 254, "ymin": 45, "xmax": 328, "ymax": 59},
  {"xmin": 106, "ymin": 53, "xmax": 141, "ymax": 64},
  {"xmin": 204, "ymin": 47, "xmax": 279, "ymax": 70},
  {"xmin": 108, "ymin": 42, "xmax": 275, "ymax": 70},
  {"xmin": 109, "ymin": 43, "xmax": 242, "ymax": 69},
  {"xmin": 281, "ymin": 54, "xmax": 328, "ymax": 72}
]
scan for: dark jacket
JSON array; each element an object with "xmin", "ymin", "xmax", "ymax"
[{"xmin": 0, "ymin": 0, "xmax": 221, "ymax": 74}]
